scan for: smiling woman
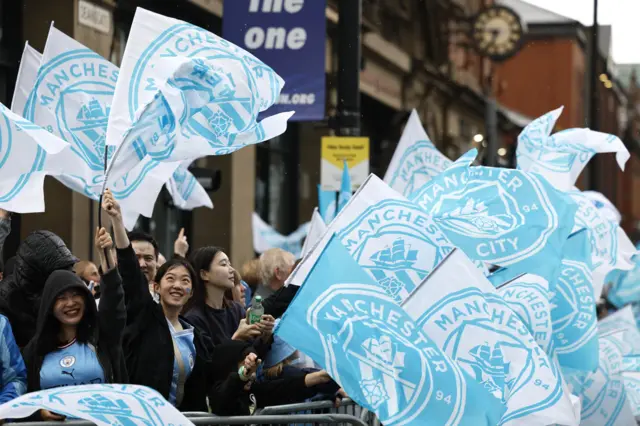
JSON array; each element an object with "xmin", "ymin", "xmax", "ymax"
[{"xmin": 21, "ymin": 227, "xmax": 127, "ymax": 422}]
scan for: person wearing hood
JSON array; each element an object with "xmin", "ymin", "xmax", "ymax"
[
  {"xmin": 0, "ymin": 230, "xmax": 78, "ymax": 348},
  {"xmin": 22, "ymin": 227, "xmax": 126, "ymax": 421},
  {"xmin": 101, "ymin": 189, "xmax": 259, "ymax": 411}
]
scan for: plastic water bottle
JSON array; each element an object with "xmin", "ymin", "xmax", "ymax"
[{"xmin": 248, "ymin": 296, "xmax": 264, "ymax": 325}]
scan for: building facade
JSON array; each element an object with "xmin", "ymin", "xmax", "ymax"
[
  {"xmin": 494, "ymin": 0, "xmax": 640, "ymax": 235},
  {"xmin": 1, "ymin": 0, "xmax": 525, "ymax": 265}
]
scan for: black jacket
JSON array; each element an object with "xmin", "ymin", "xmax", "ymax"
[
  {"xmin": 117, "ymin": 244, "xmax": 215, "ymax": 412},
  {"xmin": 0, "ymin": 231, "xmax": 77, "ymax": 348},
  {"xmin": 262, "ymin": 285, "xmax": 299, "ymax": 319},
  {"xmin": 22, "ymin": 268, "xmax": 127, "ymax": 392}
]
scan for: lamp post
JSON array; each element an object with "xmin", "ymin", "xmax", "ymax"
[{"xmin": 587, "ymin": 0, "xmax": 599, "ymax": 190}]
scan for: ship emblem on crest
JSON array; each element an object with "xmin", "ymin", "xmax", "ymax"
[
  {"xmin": 71, "ymin": 99, "xmax": 114, "ymax": 166},
  {"xmin": 367, "ymin": 239, "xmax": 425, "ymax": 300},
  {"xmin": 461, "ymin": 342, "xmax": 513, "ymax": 402},
  {"xmin": 431, "ymin": 182, "xmax": 523, "ymax": 239}
]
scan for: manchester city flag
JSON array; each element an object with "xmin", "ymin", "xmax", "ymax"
[
  {"xmin": 409, "ymin": 149, "xmax": 578, "ymax": 286},
  {"xmin": 516, "ymin": 107, "xmax": 629, "ymax": 191},
  {"xmin": 104, "ymin": 7, "xmax": 294, "ymax": 184},
  {"xmin": 551, "ymin": 230, "xmax": 599, "ymax": 372},
  {"xmin": 402, "ymin": 248, "xmax": 578, "ymax": 426},
  {"xmin": 276, "ymin": 234, "xmax": 506, "ymax": 426}
]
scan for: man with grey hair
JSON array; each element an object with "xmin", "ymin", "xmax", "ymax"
[{"xmin": 252, "ymin": 248, "xmax": 296, "ymax": 305}]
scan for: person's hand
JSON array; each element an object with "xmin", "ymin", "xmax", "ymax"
[
  {"xmin": 40, "ymin": 410, "xmax": 65, "ymax": 421},
  {"xmin": 232, "ymin": 319, "xmax": 262, "ymax": 341},
  {"xmin": 174, "ymin": 228, "xmax": 189, "ymax": 258},
  {"xmin": 101, "ymin": 188, "xmax": 122, "ymax": 222},
  {"xmin": 334, "ymin": 388, "xmax": 348, "ymax": 408},
  {"xmin": 95, "ymin": 227, "xmax": 116, "ymax": 270},
  {"xmin": 242, "ymin": 353, "xmax": 260, "ymax": 378},
  {"xmin": 0, "ymin": 208, "xmax": 10, "ymax": 220},
  {"xmin": 257, "ymin": 314, "xmax": 275, "ymax": 339}
]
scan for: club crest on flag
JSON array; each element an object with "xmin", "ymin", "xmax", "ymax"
[
  {"xmin": 413, "ymin": 159, "xmax": 561, "ymax": 266},
  {"xmin": 552, "ymin": 259, "xmax": 597, "ymax": 363},
  {"xmin": 124, "ymin": 23, "xmax": 281, "ymax": 156},
  {"xmin": 24, "ymin": 49, "xmax": 117, "ymax": 182},
  {"xmin": 336, "ymin": 199, "xmax": 452, "ymax": 301},
  {"xmin": 497, "ymin": 275, "xmax": 554, "ymax": 354},
  {"xmin": 420, "ymin": 288, "xmax": 538, "ymax": 402},
  {"xmin": 387, "ymin": 140, "xmax": 451, "ymax": 197},
  {"xmin": 307, "ymin": 283, "xmax": 464, "ymax": 424}
]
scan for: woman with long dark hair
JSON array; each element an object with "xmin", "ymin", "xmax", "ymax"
[
  {"xmin": 102, "ymin": 189, "xmax": 259, "ymax": 411},
  {"xmin": 185, "ymin": 246, "xmax": 274, "ymax": 351},
  {"xmin": 22, "ymin": 227, "xmax": 126, "ymax": 421}
]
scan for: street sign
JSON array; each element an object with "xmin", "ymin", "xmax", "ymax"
[{"xmin": 321, "ymin": 136, "xmax": 369, "ymax": 191}]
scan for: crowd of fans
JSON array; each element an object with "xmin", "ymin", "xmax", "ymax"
[{"xmin": 0, "ymin": 190, "xmax": 346, "ymax": 420}]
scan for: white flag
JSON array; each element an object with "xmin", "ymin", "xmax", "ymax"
[
  {"xmin": 384, "ymin": 109, "xmax": 451, "ymax": 197},
  {"xmin": 582, "ymin": 190, "xmax": 621, "ymax": 224},
  {"xmin": 517, "ymin": 107, "xmax": 629, "ymax": 190},
  {"xmin": 166, "ymin": 162, "xmax": 212, "ymax": 210},
  {"xmin": 251, "ymin": 213, "xmax": 309, "ymax": 258},
  {"xmin": 23, "ymin": 25, "xmax": 210, "ymax": 228},
  {"xmin": 402, "ymin": 248, "xmax": 578, "ymax": 426},
  {"xmin": 300, "ymin": 208, "xmax": 327, "ymax": 258},
  {"xmin": 105, "ymin": 8, "xmax": 293, "ymax": 183},
  {"xmin": 11, "ymin": 42, "xmax": 42, "ymax": 115},
  {"xmin": 1, "ymin": 42, "xmax": 49, "ymax": 213}
]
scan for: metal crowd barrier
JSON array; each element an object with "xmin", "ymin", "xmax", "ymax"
[
  {"xmin": 17, "ymin": 411, "xmax": 370, "ymax": 426},
  {"xmin": 256, "ymin": 398, "xmax": 381, "ymax": 426}
]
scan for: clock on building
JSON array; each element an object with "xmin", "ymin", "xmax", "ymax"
[{"xmin": 471, "ymin": 5, "xmax": 525, "ymax": 61}]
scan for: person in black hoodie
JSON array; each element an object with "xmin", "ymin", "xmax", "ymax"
[
  {"xmin": 22, "ymin": 227, "xmax": 126, "ymax": 421},
  {"xmin": 0, "ymin": 231, "xmax": 78, "ymax": 348},
  {"xmin": 101, "ymin": 189, "xmax": 259, "ymax": 411}
]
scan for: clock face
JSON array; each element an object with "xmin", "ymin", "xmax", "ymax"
[{"xmin": 472, "ymin": 6, "xmax": 525, "ymax": 61}]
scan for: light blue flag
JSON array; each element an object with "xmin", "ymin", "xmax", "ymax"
[
  {"xmin": 569, "ymin": 190, "xmax": 636, "ymax": 298},
  {"xmin": 608, "ymin": 244, "xmax": 640, "ymax": 308},
  {"xmin": 409, "ymin": 149, "xmax": 578, "ymax": 286},
  {"xmin": 516, "ymin": 106, "xmax": 630, "ymax": 191},
  {"xmin": 493, "ymin": 273, "xmax": 555, "ymax": 357},
  {"xmin": 551, "ymin": 230, "xmax": 599, "ymax": 372},
  {"xmin": 317, "ymin": 185, "xmax": 337, "ymax": 224},
  {"xmin": 337, "ymin": 160, "xmax": 352, "ymax": 213},
  {"xmin": 566, "ymin": 336, "xmax": 636, "ymax": 426},
  {"xmin": 402, "ymin": 248, "xmax": 579, "ymax": 425},
  {"xmin": 104, "ymin": 8, "xmax": 293, "ymax": 185},
  {"xmin": 276, "ymin": 234, "xmax": 506, "ymax": 426}
]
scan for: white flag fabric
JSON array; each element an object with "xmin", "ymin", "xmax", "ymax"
[
  {"xmin": 0, "ymin": 384, "xmax": 193, "ymax": 426},
  {"xmin": 0, "ymin": 103, "xmax": 68, "ymax": 182},
  {"xmin": 300, "ymin": 208, "xmax": 327, "ymax": 258},
  {"xmin": 384, "ymin": 109, "xmax": 451, "ymax": 197},
  {"xmin": 2, "ymin": 42, "xmax": 49, "ymax": 213},
  {"xmin": 496, "ymin": 273, "xmax": 554, "ymax": 356},
  {"xmin": 11, "ymin": 42, "xmax": 41, "ymax": 115},
  {"xmin": 402, "ymin": 248, "xmax": 578, "ymax": 426},
  {"xmin": 517, "ymin": 107, "xmax": 630, "ymax": 191},
  {"xmin": 582, "ymin": 190, "xmax": 622, "ymax": 224},
  {"xmin": 104, "ymin": 8, "xmax": 293, "ymax": 184},
  {"xmin": 20, "ymin": 25, "xmax": 210, "ymax": 228},
  {"xmin": 165, "ymin": 161, "xmax": 212, "ymax": 210},
  {"xmin": 252, "ymin": 213, "xmax": 309, "ymax": 258}
]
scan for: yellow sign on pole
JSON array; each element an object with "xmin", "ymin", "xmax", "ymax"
[{"xmin": 320, "ymin": 136, "xmax": 370, "ymax": 191}]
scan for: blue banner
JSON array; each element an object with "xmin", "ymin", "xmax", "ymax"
[{"xmin": 223, "ymin": 0, "xmax": 326, "ymax": 121}]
